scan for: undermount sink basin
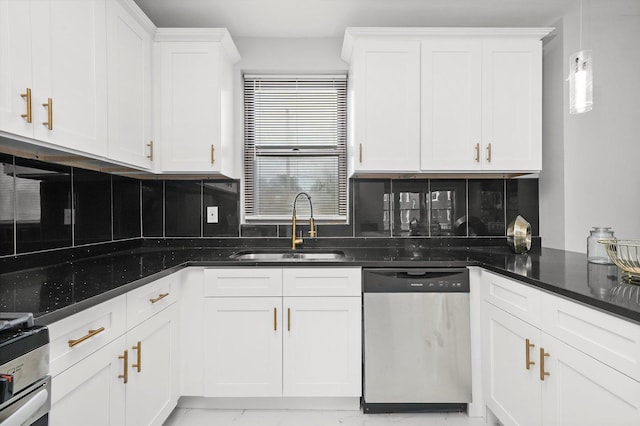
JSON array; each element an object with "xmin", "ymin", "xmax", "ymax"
[{"xmin": 230, "ymin": 250, "xmax": 346, "ymax": 261}]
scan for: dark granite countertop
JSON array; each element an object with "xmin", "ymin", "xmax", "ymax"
[{"xmin": 1, "ymin": 240, "xmax": 638, "ymax": 325}]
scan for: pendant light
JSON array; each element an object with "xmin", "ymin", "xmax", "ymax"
[{"xmin": 568, "ymin": 0, "xmax": 593, "ymax": 114}]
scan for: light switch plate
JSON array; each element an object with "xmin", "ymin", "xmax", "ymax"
[{"xmin": 207, "ymin": 206, "xmax": 219, "ymax": 224}]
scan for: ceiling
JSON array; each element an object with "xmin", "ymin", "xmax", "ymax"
[{"xmin": 132, "ymin": 0, "xmax": 576, "ymax": 38}]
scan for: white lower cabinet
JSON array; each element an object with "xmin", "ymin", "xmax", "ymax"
[
  {"xmin": 283, "ymin": 296, "xmax": 361, "ymax": 397},
  {"xmin": 482, "ymin": 271, "xmax": 640, "ymax": 426},
  {"xmin": 204, "ymin": 297, "xmax": 283, "ymax": 397},
  {"xmin": 125, "ymin": 305, "xmax": 178, "ymax": 426},
  {"xmin": 49, "ymin": 277, "xmax": 179, "ymax": 426},
  {"xmin": 50, "ymin": 335, "xmax": 126, "ymax": 426},
  {"xmin": 203, "ymin": 267, "xmax": 362, "ymax": 399},
  {"xmin": 482, "ymin": 302, "xmax": 541, "ymax": 426}
]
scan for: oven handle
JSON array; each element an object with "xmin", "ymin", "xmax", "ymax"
[{"xmin": 0, "ymin": 377, "xmax": 50, "ymax": 426}]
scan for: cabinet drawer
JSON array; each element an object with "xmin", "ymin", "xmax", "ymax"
[
  {"xmin": 48, "ymin": 295, "xmax": 127, "ymax": 377},
  {"xmin": 541, "ymin": 292, "xmax": 640, "ymax": 382},
  {"xmin": 283, "ymin": 268, "xmax": 361, "ymax": 297},
  {"xmin": 204, "ymin": 268, "xmax": 283, "ymax": 297},
  {"xmin": 482, "ymin": 270, "xmax": 541, "ymax": 328},
  {"xmin": 126, "ymin": 275, "xmax": 178, "ymax": 329}
]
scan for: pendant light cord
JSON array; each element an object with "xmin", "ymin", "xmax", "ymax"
[{"xmin": 579, "ymin": 0, "xmax": 583, "ymax": 51}]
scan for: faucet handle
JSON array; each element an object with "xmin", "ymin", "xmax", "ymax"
[{"xmin": 308, "ymin": 218, "xmax": 317, "ymax": 238}]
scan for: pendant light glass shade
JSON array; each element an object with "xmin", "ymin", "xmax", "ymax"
[{"xmin": 568, "ymin": 50, "xmax": 593, "ymax": 114}]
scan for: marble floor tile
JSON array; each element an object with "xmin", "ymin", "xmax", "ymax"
[{"xmin": 163, "ymin": 409, "xmax": 486, "ymax": 426}]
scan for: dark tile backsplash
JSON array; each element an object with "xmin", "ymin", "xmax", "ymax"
[
  {"xmin": 74, "ymin": 168, "xmax": 112, "ymax": 245},
  {"xmin": 0, "ymin": 154, "xmax": 15, "ymax": 255},
  {"xmin": 0, "ymin": 154, "xmax": 540, "ymax": 257},
  {"xmin": 14, "ymin": 157, "xmax": 72, "ymax": 253},
  {"xmin": 165, "ymin": 181, "xmax": 201, "ymax": 237}
]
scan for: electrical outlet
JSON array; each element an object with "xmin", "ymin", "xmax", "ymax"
[{"xmin": 207, "ymin": 206, "xmax": 219, "ymax": 224}]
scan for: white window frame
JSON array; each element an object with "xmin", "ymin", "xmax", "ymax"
[{"xmin": 242, "ymin": 74, "xmax": 348, "ymax": 224}]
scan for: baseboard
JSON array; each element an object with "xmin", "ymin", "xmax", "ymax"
[{"xmin": 177, "ymin": 396, "xmax": 361, "ymax": 411}]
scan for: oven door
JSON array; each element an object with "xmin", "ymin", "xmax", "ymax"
[{"xmin": 0, "ymin": 376, "xmax": 50, "ymax": 426}]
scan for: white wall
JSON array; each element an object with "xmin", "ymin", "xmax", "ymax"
[
  {"xmin": 541, "ymin": 0, "xmax": 640, "ymax": 252},
  {"xmin": 540, "ymin": 20, "xmax": 566, "ymax": 250}
]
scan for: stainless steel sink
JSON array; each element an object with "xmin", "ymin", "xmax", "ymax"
[{"xmin": 230, "ymin": 250, "xmax": 345, "ymax": 261}]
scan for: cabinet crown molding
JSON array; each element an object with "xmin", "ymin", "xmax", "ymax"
[
  {"xmin": 341, "ymin": 27, "xmax": 554, "ymax": 62},
  {"xmin": 154, "ymin": 28, "xmax": 241, "ymax": 63}
]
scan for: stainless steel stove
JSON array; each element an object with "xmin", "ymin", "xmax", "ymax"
[{"xmin": 0, "ymin": 313, "xmax": 50, "ymax": 425}]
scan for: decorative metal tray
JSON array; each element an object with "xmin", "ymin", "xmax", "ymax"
[{"xmin": 599, "ymin": 240, "xmax": 640, "ymax": 284}]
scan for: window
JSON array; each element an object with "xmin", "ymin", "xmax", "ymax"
[{"xmin": 243, "ymin": 75, "xmax": 348, "ymax": 223}]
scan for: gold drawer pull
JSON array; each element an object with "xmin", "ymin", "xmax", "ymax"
[
  {"xmin": 147, "ymin": 141, "xmax": 153, "ymax": 161},
  {"xmin": 68, "ymin": 327, "xmax": 106, "ymax": 347},
  {"xmin": 274, "ymin": 307, "xmax": 277, "ymax": 331},
  {"xmin": 20, "ymin": 88, "xmax": 32, "ymax": 123},
  {"xmin": 211, "ymin": 145, "xmax": 215, "ymax": 164},
  {"xmin": 540, "ymin": 348, "xmax": 550, "ymax": 381},
  {"xmin": 132, "ymin": 341, "xmax": 142, "ymax": 373},
  {"xmin": 287, "ymin": 308, "xmax": 291, "ymax": 331},
  {"xmin": 359, "ymin": 143, "xmax": 363, "ymax": 163},
  {"xmin": 149, "ymin": 293, "xmax": 169, "ymax": 304},
  {"xmin": 42, "ymin": 98, "xmax": 52, "ymax": 130},
  {"xmin": 118, "ymin": 350, "xmax": 128, "ymax": 384},
  {"xmin": 525, "ymin": 338, "xmax": 535, "ymax": 370},
  {"xmin": 486, "ymin": 142, "xmax": 492, "ymax": 163},
  {"xmin": 474, "ymin": 143, "xmax": 480, "ymax": 163}
]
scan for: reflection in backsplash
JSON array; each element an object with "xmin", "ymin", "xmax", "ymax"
[
  {"xmin": 0, "ymin": 154, "xmax": 540, "ymax": 256},
  {"xmin": 14, "ymin": 157, "xmax": 72, "ymax": 252}
]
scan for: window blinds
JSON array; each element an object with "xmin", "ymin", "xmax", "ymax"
[{"xmin": 243, "ymin": 75, "xmax": 348, "ymax": 221}]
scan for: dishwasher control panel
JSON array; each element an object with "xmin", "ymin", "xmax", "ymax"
[{"xmin": 363, "ymin": 268, "xmax": 470, "ymax": 293}]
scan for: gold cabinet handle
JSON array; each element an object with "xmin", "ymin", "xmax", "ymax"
[
  {"xmin": 525, "ymin": 338, "xmax": 535, "ymax": 370},
  {"xmin": 211, "ymin": 145, "xmax": 215, "ymax": 164},
  {"xmin": 359, "ymin": 143, "xmax": 363, "ymax": 163},
  {"xmin": 149, "ymin": 293, "xmax": 169, "ymax": 304},
  {"xmin": 540, "ymin": 348, "xmax": 550, "ymax": 381},
  {"xmin": 118, "ymin": 350, "xmax": 129, "ymax": 384},
  {"xmin": 474, "ymin": 143, "xmax": 480, "ymax": 163},
  {"xmin": 147, "ymin": 141, "xmax": 153, "ymax": 161},
  {"xmin": 42, "ymin": 98, "xmax": 52, "ymax": 130},
  {"xmin": 131, "ymin": 341, "xmax": 142, "ymax": 373},
  {"xmin": 274, "ymin": 307, "xmax": 277, "ymax": 331},
  {"xmin": 287, "ymin": 308, "xmax": 291, "ymax": 331},
  {"xmin": 20, "ymin": 88, "xmax": 32, "ymax": 123},
  {"xmin": 486, "ymin": 143, "xmax": 492, "ymax": 163},
  {"xmin": 68, "ymin": 327, "xmax": 106, "ymax": 347}
]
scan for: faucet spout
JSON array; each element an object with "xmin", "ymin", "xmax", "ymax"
[{"xmin": 291, "ymin": 192, "xmax": 317, "ymax": 250}]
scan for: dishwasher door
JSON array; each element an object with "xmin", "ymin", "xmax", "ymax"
[{"xmin": 363, "ymin": 269, "xmax": 471, "ymax": 411}]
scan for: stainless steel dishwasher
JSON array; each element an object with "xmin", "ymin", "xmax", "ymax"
[{"xmin": 362, "ymin": 268, "xmax": 471, "ymax": 413}]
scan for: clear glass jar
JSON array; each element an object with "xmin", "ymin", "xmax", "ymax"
[{"xmin": 587, "ymin": 227, "xmax": 615, "ymax": 264}]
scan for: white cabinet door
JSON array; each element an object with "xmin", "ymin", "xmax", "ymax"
[
  {"xmin": 0, "ymin": 0, "xmax": 33, "ymax": 138},
  {"xmin": 31, "ymin": 0, "xmax": 108, "ymax": 156},
  {"xmin": 106, "ymin": 0, "xmax": 153, "ymax": 169},
  {"xmin": 204, "ymin": 297, "xmax": 283, "ymax": 397},
  {"xmin": 482, "ymin": 302, "xmax": 542, "ymax": 426},
  {"xmin": 282, "ymin": 297, "xmax": 361, "ymax": 397},
  {"xmin": 126, "ymin": 305, "xmax": 178, "ymax": 426},
  {"xmin": 481, "ymin": 39, "xmax": 542, "ymax": 171},
  {"xmin": 421, "ymin": 39, "xmax": 482, "ymax": 171},
  {"xmin": 50, "ymin": 335, "xmax": 126, "ymax": 426},
  {"xmin": 158, "ymin": 42, "xmax": 222, "ymax": 173},
  {"xmin": 541, "ymin": 333, "xmax": 640, "ymax": 426},
  {"xmin": 351, "ymin": 40, "xmax": 420, "ymax": 172}
]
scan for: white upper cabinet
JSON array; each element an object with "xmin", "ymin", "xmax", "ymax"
[
  {"xmin": 106, "ymin": 0, "xmax": 155, "ymax": 169},
  {"xmin": 481, "ymin": 38, "xmax": 542, "ymax": 171},
  {"xmin": 421, "ymin": 38, "xmax": 482, "ymax": 171},
  {"xmin": 0, "ymin": 0, "xmax": 108, "ymax": 156},
  {"xmin": 156, "ymin": 29, "xmax": 240, "ymax": 176},
  {"xmin": 348, "ymin": 39, "xmax": 421, "ymax": 173},
  {"xmin": 342, "ymin": 28, "xmax": 551, "ymax": 175}
]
